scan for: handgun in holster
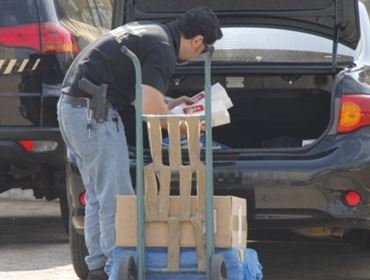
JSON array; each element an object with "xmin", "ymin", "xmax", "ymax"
[{"xmin": 78, "ymin": 78, "xmax": 108, "ymax": 123}]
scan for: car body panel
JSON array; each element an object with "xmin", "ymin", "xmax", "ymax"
[{"xmin": 211, "ymin": 125, "xmax": 370, "ymax": 229}]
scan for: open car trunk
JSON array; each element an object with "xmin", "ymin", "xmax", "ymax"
[
  {"xmin": 113, "ymin": 0, "xmax": 361, "ymax": 151},
  {"xmin": 212, "ymin": 86, "xmax": 330, "ymax": 148},
  {"xmin": 168, "ymin": 72, "xmax": 334, "ymax": 149}
]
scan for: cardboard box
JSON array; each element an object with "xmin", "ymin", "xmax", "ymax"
[
  {"xmin": 170, "ymin": 83, "xmax": 233, "ymax": 127},
  {"xmin": 116, "ymin": 196, "xmax": 247, "ymax": 248}
]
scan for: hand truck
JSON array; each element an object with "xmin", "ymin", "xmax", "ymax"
[{"xmin": 119, "ymin": 45, "xmax": 227, "ymax": 280}]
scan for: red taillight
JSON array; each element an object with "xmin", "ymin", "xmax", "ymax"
[
  {"xmin": 343, "ymin": 190, "xmax": 361, "ymax": 207},
  {"xmin": 40, "ymin": 22, "xmax": 79, "ymax": 54},
  {"xmin": 0, "ymin": 24, "xmax": 40, "ymax": 51},
  {"xmin": 18, "ymin": 140, "xmax": 58, "ymax": 153},
  {"xmin": 337, "ymin": 95, "xmax": 370, "ymax": 133},
  {"xmin": 79, "ymin": 192, "xmax": 86, "ymax": 207},
  {"xmin": 18, "ymin": 140, "xmax": 34, "ymax": 153},
  {"xmin": 0, "ymin": 22, "xmax": 78, "ymax": 54}
]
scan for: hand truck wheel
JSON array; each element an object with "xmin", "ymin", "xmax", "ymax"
[
  {"xmin": 120, "ymin": 255, "xmax": 137, "ymax": 280},
  {"xmin": 211, "ymin": 254, "xmax": 228, "ymax": 280}
]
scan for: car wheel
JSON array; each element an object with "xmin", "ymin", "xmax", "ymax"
[{"xmin": 70, "ymin": 218, "xmax": 89, "ymax": 279}]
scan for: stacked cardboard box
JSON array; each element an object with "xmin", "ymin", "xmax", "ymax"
[{"xmin": 116, "ymin": 196, "xmax": 247, "ymax": 248}]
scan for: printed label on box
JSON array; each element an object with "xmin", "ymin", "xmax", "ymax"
[
  {"xmin": 183, "ymin": 105, "xmax": 205, "ymax": 114},
  {"xmin": 186, "ymin": 92, "xmax": 205, "ymax": 105}
]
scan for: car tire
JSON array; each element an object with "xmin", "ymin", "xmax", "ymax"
[
  {"xmin": 119, "ymin": 255, "xmax": 137, "ymax": 280},
  {"xmin": 211, "ymin": 254, "xmax": 228, "ymax": 280},
  {"xmin": 70, "ymin": 218, "xmax": 89, "ymax": 279}
]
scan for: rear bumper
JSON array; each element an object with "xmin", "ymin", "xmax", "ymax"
[
  {"xmin": 0, "ymin": 127, "xmax": 65, "ymax": 170},
  {"xmin": 213, "ymin": 127, "xmax": 370, "ymax": 230},
  {"xmin": 69, "ymin": 126, "xmax": 370, "ymax": 232}
]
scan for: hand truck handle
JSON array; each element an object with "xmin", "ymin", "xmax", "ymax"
[{"xmin": 121, "ymin": 45, "xmax": 146, "ymax": 280}]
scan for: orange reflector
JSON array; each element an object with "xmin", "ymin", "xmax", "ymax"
[
  {"xmin": 343, "ymin": 190, "xmax": 361, "ymax": 207},
  {"xmin": 340, "ymin": 102, "xmax": 362, "ymax": 127},
  {"xmin": 79, "ymin": 192, "xmax": 86, "ymax": 207},
  {"xmin": 40, "ymin": 22, "xmax": 79, "ymax": 55}
]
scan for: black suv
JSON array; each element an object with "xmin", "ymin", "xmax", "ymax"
[
  {"xmin": 0, "ymin": 0, "xmax": 113, "ymax": 230},
  {"xmin": 67, "ymin": 0, "xmax": 370, "ymax": 279}
]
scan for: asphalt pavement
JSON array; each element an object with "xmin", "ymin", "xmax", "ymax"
[
  {"xmin": 0, "ymin": 197, "xmax": 77, "ymax": 280},
  {"xmin": 1, "ymin": 192, "xmax": 370, "ymax": 280}
]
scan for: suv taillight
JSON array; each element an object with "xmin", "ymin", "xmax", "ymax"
[
  {"xmin": 18, "ymin": 140, "xmax": 34, "ymax": 153},
  {"xmin": 0, "ymin": 23, "xmax": 40, "ymax": 51},
  {"xmin": 0, "ymin": 22, "xmax": 78, "ymax": 54},
  {"xmin": 18, "ymin": 140, "xmax": 58, "ymax": 153},
  {"xmin": 40, "ymin": 22, "xmax": 79, "ymax": 55},
  {"xmin": 337, "ymin": 94, "xmax": 370, "ymax": 133}
]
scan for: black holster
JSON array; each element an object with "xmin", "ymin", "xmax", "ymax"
[{"xmin": 78, "ymin": 78, "xmax": 109, "ymax": 123}]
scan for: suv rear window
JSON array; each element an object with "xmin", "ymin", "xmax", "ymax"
[
  {"xmin": 56, "ymin": 0, "xmax": 112, "ymax": 29},
  {"xmin": 0, "ymin": 0, "xmax": 37, "ymax": 27}
]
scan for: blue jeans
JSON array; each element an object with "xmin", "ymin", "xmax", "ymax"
[{"xmin": 57, "ymin": 96, "xmax": 134, "ymax": 275}]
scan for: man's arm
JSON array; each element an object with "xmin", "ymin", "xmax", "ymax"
[
  {"xmin": 130, "ymin": 84, "xmax": 170, "ymax": 116},
  {"xmin": 140, "ymin": 84, "xmax": 170, "ymax": 115},
  {"xmin": 130, "ymin": 84, "xmax": 193, "ymax": 114},
  {"xmin": 130, "ymin": 84, "xmax": 194, "ymax": 134}
]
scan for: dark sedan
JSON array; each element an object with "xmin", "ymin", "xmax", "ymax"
[{"xmin": 67, "ymin": 0, "xmax": 370, "ymax": 278}]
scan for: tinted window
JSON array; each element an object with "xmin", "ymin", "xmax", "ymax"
[
  {"xmin": 95, "ymin": 0, "xmax": 113, "ymax": 29},
  {"xmin": 56, "ymin": 0, "xmax": 97, "ymax": 26},
  {"xmin": 35, "ymin": 0, "xmax": 59, "ymax": 23},
  {"xmin": 56, "ymin": 0, "xmax": 112, "ymax": 28},
  {"xmin": 0, "ymin": 0, "xmax": 37, "ymax": 27}
]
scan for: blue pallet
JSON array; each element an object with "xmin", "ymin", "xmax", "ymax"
[{"xmin": 109, "ymin": 247, "xmax": 263, "ymax": 280}]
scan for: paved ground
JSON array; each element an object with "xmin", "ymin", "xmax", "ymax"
[
  {"xmin": 250, "ymin": 234, "xmax": 370, "ymax": 280},
  {"xmin": 0, "ymin": 189, "xmax": 34, "ymax": 200},
  {"xmin": 1, "ymin": 194, "xmax": 370, "ymax": 279},
  {"xmin": 0, "ymin": 198, "xmax": 77, "ymax": 280}
]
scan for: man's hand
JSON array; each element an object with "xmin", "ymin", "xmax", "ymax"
[
  {"xmin": 167, "ymin": 95, "xmax": 193, "ymax": 110},
  {"xmin": 131, "ymin": 86, "xmax": 199, "ymax": 135}
]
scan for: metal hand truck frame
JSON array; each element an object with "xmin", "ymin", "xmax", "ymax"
[{"xmin": 120, "ymin": 45, "xmax": 227, "ymax": 280}]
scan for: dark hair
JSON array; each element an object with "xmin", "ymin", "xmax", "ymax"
[{"xmin": 177, "ymin": 7, "xmax": 223, "ymax": 45}]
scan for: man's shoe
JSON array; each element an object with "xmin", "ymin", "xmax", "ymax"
[{"xmin": 87, "ymin": 267, "xmax": 108, "ymax": 280}]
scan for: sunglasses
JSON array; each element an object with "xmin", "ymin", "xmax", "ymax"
[{"xmin": 201, "ymin": 43, "xmax": 209, "ymax": 54}]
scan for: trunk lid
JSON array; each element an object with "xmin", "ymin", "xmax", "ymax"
[{"xmin": 123, "ymin": 0, "xmax": 360, "ymax": 49}]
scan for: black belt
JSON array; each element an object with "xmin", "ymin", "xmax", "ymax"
[
  {"xmin": 61, "ymin": 94, "xmax": 89, "ymax": 108},
  {"xmin": 61, "ymin": 94, "xmax": 114, "ymax": 109}
]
